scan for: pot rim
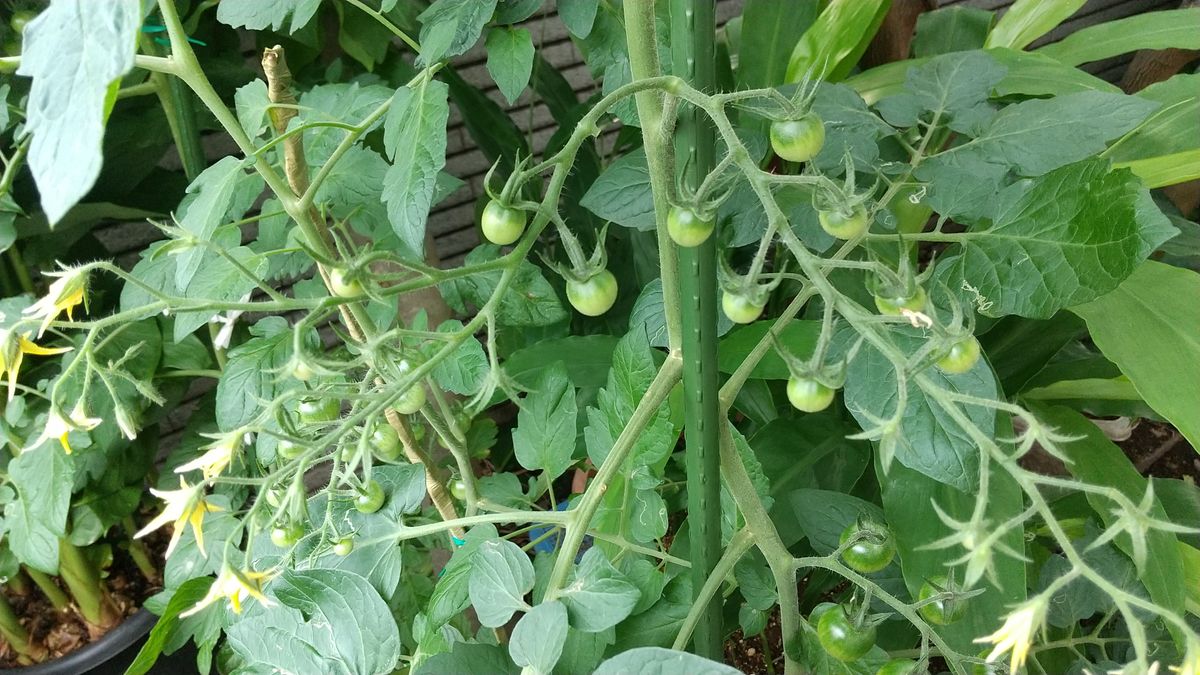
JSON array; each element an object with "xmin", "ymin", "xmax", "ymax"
[{"xmin": 0, "ymin": 607, "xmax": 158, "ymax": 675}]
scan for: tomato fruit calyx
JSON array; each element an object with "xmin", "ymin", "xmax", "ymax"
[
  {"xmin": 298, "ymin": 396, "xmax": 340, "ymax": 424},
  {"xmin": 354, "ymin": 480, "xmax": 386, "ymax": 513},
  {"xmin": 839, "ymin": 519, "xmax": 896, "ymax": 573},
  {"xmin": 329, "ymin": 266, "xmax": 364, "ymax": 298},
  {"xmin": 816, "ymin": 603, "xmax": 877, "ymax": 662},
  {"xmin": 936, "ymin": 335, "xmax": 981, "ymax": 374},
  {"xmin": 667, "ymin": 204, "xmax": 716, "ymax": 248},
  {"xmin": 874, "ymin": 285, "xmax": 928, "ymax": 317},
  {"xmin": 917, "ymin": 576, "xmax": 967, "ymax": 626},
  {"xmin": 787, "ymin": 375, "xmax": 836, "ymax": 413},
  {"xmin": 566, "ymin": 268, "xmax": 619, "ymax": 317},
  {"xmin": 481, "ymin": 199, "xmax": 527, "ymax": 245},
  {"xmin": 770, "ymin": 113, "xmax": 826, "ymax": 163}
]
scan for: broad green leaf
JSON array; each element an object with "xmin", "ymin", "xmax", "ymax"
[
  {"xmin": 1181, "ymin": 544, "xmax": 1200, "ymax": 617},
  {"xmin": 444, "ymin": 66, "xmax": 531, "ymax": 172},
  {"xmin": 512, "ymin": 362, "xmax": 578, "ymax": 481},
  {"xmin": 611, "ymin": 575, "xmax": 691, "ymax": 651},
  {"xmin": 932, "ymin": 159, "xmax": 1157, "ymax": 319},
  {"xmin": 1152, "ymin": 478, "xmax": 1200, "ymax": 550},
  {"xmin": 173, "ymin": 156, "xmax": 259, "ymax": 292},
  {"xmin": 581, "ymin": 148, "xmax": 654, "ymax": 230},
  {"xmin": 509, "ymin": 601, "xmax": 568, "ymax": 675},
  {"xmin": 430, "ymin": 319, "xmax": 489, "ymax": 395},
  {"xmin": 988, "ymin": 48, "xmax": 1120, "ymax": 98},
  {"xmin": 629, "ymin": 487, "xmax": 668, "ymax": 543},
  {"xmin": 1037, "ymin": 8, "xmax": 1200, "ymax": 67},
  {"xmin": 216, "ymin": 0, "xmax": 322, "ymax": 32},
  {"xmin": 841, "ymin": 327, "xmax": 998, "ymax": 491},
  {"xmin": 1022, "ymin": 377, "xmax": 1142, "ymax": 402},
  {"xmin": 1071, "ymin": 261, "xmax": 1200, "ymax": 451},
  {"xmin": 383, "ymin": 81, "xmax": 450, "ymax": 258},
  {"xmin": 486, "ymin": 27, "xmax": 535, "ymax": 105},
  {"xmin": 16, "ymin": 0, "xmax": 140, "ymax": 225},
  {"xmin": 336, "ymin": 2, "xmax": 392, "ymax": 70},
  {"xmin": 440, "ymin": 245, "xmax": 567, "ymax": 326},
  {"xmin": 1029, "ymin": 404, "xmax": 1186, "ymax": 638},
  {"xmin": 879, "ymin": 457, "xmax": 1026, "ymax": 652},
  {"xmin": 225, "ymin": 569, "xmax": 401, "ymax": 675},
  {"xmin": 595, "ymin": 647, "xmax": 743, "ymax": 675},
  {"xmin": 215, "ymin": 317, "xmax": 305, "ymax": 431},
  {"xmin": 912, "ymin": 6, "xmax": 993, "ymax": 57},
  {"xmin": 560, "ymin": 548, "xmax": 640, "ymax": 632},
  {"xmin": 1109, "ymin": 73, "xmax": 1200, "ymax": 167},
  {"xmin": 984, "ymin": 0, "xmax": 1085, "ymax": 50},
  {"xmin": 469, "ymin": 539, "xmax": 535, "ymax": 628},
  {"xmin": 874, "ymin": 51, "xmax": 1006, "ymax": 134},
  {"xmin": 788, "ymin": 489, "xmax": 884, "ymax": 555},
  {"xmin": 505, "ymin": 335, "xmax": 619, "ymax": 391},
  {"xmin": 426, "ymin": 524, "xmax": 499, "ymax": 626},
  {"xmin": 174, "ymin": 245, "xmax": 269, "ymax": 342},
  {"xmin": 558, "ymin": 0, "xmax": 599, "ymax": 38},
  {"xmin": 737, "ymin": 0, "xmax": 817, "ymax": 89},
  {"xmin": 1115, "ymin": 148, "xmax": 1200, "ymax": 188},
  {"xmin": 418, "ymin": 0, "xmax": 500, "ymax": 65},
  {"xmin": 413, "ymin": 642, "xmax": 517, "ymax": 675},
  {"xmin": 126, "ymin": 577, "xmax": 215, "ymax": 675},
  {"xmin": 1039, "ymin": 533, "xmax": 1141, "ymax": 629},
  {"xmin": 716, "ymin": 320, "xmax": 820, "ymax": 380},
  {"xmin": 786, "ymin": 0, "xmax": 889, "ymax": 83},
  {"xmin": 809, "ymin": 83, "xmax": 896, "ymax": 172},
  {"xmin": 495, "ymin": 0, "xmax": 543, "ymax": 24},
  {"xmin": 734, "ymin": 553, "xmax": 776, "ymax": 611},
  {"xmin": 4, "ymin": 444, "xmax": 73, "ymax": 574},
  {"xmin": 631, "ymin": 279, "xmax": 734, "ymax": 349},
  {"xmin": 978, "ymin": 312, "xmax": 1085, "ymax": 394}
]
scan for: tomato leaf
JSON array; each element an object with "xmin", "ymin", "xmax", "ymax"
[
  {"xmin": 486, "ymin": 27, "xmax": 535, "ymax": 105},
  {"xmin": 383, "ymin": 81, "xmax": 450, "ymax": 259},
  {"xmin": 509, "ymin": 600, "xmax": 569, "ymax": 674},
  {"xmin": 595, "ymin": 647, "xmax": 743, "ymax": 675},
  {"xmin": 469, "ymin": 539, "xmax": 535, "ymax": 628},
  {"xmin": 912, "ymin": 6, "xmax": 993, "ymax": 57},
  {"xmin": 418, "ymin": 0, "xmax": 500, "ymax": 65},
  {"xmin": 512, "ymin": 362, "xmax": 579, "ymax": 481},
  {"xmin": 216, "ymin": 0, "xmax": 321, "ymax": 32},
  {"xmin": 558, "ymin": 0, "xmax": 600, "ymax": 38},
  {"xmin": 4, "ymin": 443, "xmax": 73, "ymax": 574}
]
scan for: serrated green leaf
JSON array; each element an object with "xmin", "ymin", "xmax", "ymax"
[
  {"xmin": 430, "ymin": 319, "xmax": 489, "ymax": 395},
  {"xmin": 16, "ymin": 0, "xmax": 140, "ymax": 224},
  {"xmin": 215, "ymin": 317, "xmax": 305, "ymax": 431},
  {"xmin": 383, "ymin": 81, "xmax": 450, "ymax": 258},
  {"xmin": 440, "ymin": 245, "xmax": 567, "ymax": 326},
  {"xmin": 217, "ymin": 0, "xmax": 322, "ymax": 32},
  {"xmin": 581, "ymin": 148, "xmax": 655, "ymax": 230},
  {"xmin": 559, "ymin": 0, "xmax": 599, "ymax": 38},
  {"xmin": 509, "ymin": 600, "xmax": 568, "ymax": 675},
  {"xmin": 418, "ymin": 0, "xmax": 499, "ymax": 65},
  {"xmin": 912, "ymin": 6, "xmax": 993, "ymax": 57},
  {"xmin": 173, "ymin": 157, "xmax": 261, "ymax": 292},
  {"xmin": 486, "ymin": 27, "xmax": 535, "ymax": 105},
  {"xmin": 513, "ymin": 362, "xmax": 578, "ymax": 481},
  {"xmin": 595, "ymin": 647, "xmax": 743, "ymax": 675},
  {"xmin": 560, "ymin": 548, "xmax": 640, "ymax": 632},
  {"xmin": 4, "ymin": 444, "xmax": 73, "ymax": 574},
  {"xmin": 469, "ymin": 539, "xmax": 535, "ymax": 627},
  {"xmin": 875, "ymin": 51, "xmax": 1005, "ymax": 134}
]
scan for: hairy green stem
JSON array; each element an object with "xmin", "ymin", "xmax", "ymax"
[
  {"xmin": 673, "ymin": 527, "xmax": 754, "ymax": 651},
  {"xmin": 57, "ymin": 540, "xmax": 118, "ymax": 628}
]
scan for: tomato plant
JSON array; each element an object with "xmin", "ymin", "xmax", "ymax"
[{"xmin": 2, "ymin": 1, "xmax": 1197, "ymax": 675}]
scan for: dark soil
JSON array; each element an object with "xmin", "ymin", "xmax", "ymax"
[
  {"xmin": 0, "ymin": 527, "xmax": 167, "ymax": 668},
  {"xmin": 725, "ymin": 606, "xmax": 786, "ymax": 675}
]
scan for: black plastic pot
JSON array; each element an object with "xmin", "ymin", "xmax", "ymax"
[{"xmin": 1, "ymin": 608, "xmax": 201, "ymax": 675}]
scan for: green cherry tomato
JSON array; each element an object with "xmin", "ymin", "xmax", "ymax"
[
  {"xmin": 333, "ymin": 537, "xmax": 354, "ymax": 557},
  {"xmin": 291, "ymin": 360, "xmax": 315, "ymax": 381},
  {"xmin": 264, "ymin": 488, "xmax": 285, "ymax": 508},
  {"xmin": 839, "ymin": 521, "xmax": 896, "ymax": 573},
  {"xmin": 808, "ymin": 602, "xmax": 838, "ymax": 625},
  {"xmin": 876, "ymin": 658, "xmax": 919, "ymax": 675},
  {"xmin": 298, "ymin": 397, "xmax": 340, "ymax": 424},
  {"xmin": 817, "ymin": 604, "xmax": 876, "ymax": 662},
  {"xmin": 450, "ymin": 479, "xmax": 468, "ymax": 500},
  {"xmin": 355, "ymin": 480, "xmax": 386, "ymax": 514},
  {"xmin": 277, "ymin": 438, "xmax": 304, "ymax": 461},
  {"xmin": 271, "ymin": 523, "xmax": 303, "ymax": 548},
  {"xmin": 10, "ymin": 10, "xmax": 37, "ymax": 35},
  {"xmin": 481, "ymin": 200, "xmax": 526, "ymax": 245},
  {"xmin": 874, "ymin": 286, "xmax": 927, "ymax": 316},
  {"xmin": 917, "ymin": 576, "xmax": 966, "ymax": 626},
  {"xmin": 667, "ymin": 206, "xmax": 715, "ymax": 247},
  {"xmin": 369, "ymin": 424, "xmax": 402, "ymax": 461},
  {"xmin": 819, "ymin": 205, "xmax": 871, "ymax": 240},
  {"xmin": 566, "ymin": 269, "xmax": 619, "ymax": 317},
  {"xmin": 329, "ymin": 267, "xmax": 363, "ymax": 298},
  {"xmin": 394, "ymin": 383, "xmax": 426, "ymax": 415},
  {"xmin": 936, "ymin": 336, "xmax": 981, "ymax": 375},
  {"xmin": 787, "ymin": 376, "xmax": 835, "ymax": 413},
  {"xmin": 722, "ymin": 291, "xmax": 766, "ymax": 325},
  {"xmin": 770, "ymin": 114, "xmax": 825, "ymax": 163}
]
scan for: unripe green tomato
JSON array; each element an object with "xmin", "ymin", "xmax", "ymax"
[
  {"xmin": 277, "ymin": 438, "xmax": 304, "ymax": 461},
  {"xmin": 566, "ymin": 269, "xmax": 619, "ymax": 317},
  {"xmin": 355, "ymin": 480, "xmax": 386, "ymax": 514},
  {"xmin": 809, "ymin": 601, "xmax": 838, "ymax": 625},
  {"xmin": 936, "ymin": 336, "xmax": 981, "ymax": 375},
  {"xmin": 271, "ymin": 523, "xmax": 304, "ymax": 548},
  {"xmin": 721, "ymin": 291, "xmax": 765, "ymax": 325},
  {"xmin": 876, "ymin": 658, "xmax": 919, "ymax": 675},
  {"xmin": 667, "ymin": 206, "xmax": 715, "ymax": 248},
  {"xmin": 10, "ymin": 10, "xmax": 37, "ymax": 35},
  {"xmin": 839, "ymin": 521, "xmax": 896, "ymax": 573},
  {"xmin": 874, "ymin": 286, "xmax": 928, "ymax": 316},
  {"xmin": 333, "ymin": 537, "xmax": 354, "ymax": 557},
  {"xmin": 329, "ymin": 267, "xmax": 363, "ymax": 298},
  {"xmin": 298, "ymin": 397, "xmax": 340, "ymax": 423},
  {"xmin": 264, "ymin": 488, "xmax": 285, "ymax": 508},
  {"xmin": 450, "ymin": 479, "xmax": 468, "ymax": 500},
  {"xmin": 291, "ymin": 360, "xmax": 315, "ymax": 381},
  {"xmin": 917, "ymin": 576, "xmax": 966, "ymax": 626},
  {"xmin": 369, "ymin": 423, "xmax": 402, "ymax": 461},
  {"xmin": 816, "ymin": 604, "xmax": 876, "ymax": 662},
  {"xmin": 819, "ymin": 205, "xmax": 871, "ymax": 240},
  {"xmin": 480, "ymin": 200, "xmax": 526, "ymax": 245},
  {"xmin": 394, "ymin": 383, "xmax": 426, "ymax": 415},
  {"xmin": 787, "ymin": 376, "xmax": 835, "ymax": 413},
  {"xmin": 770, "ymin": 114, "xmax": 826, "ymax": 163}
]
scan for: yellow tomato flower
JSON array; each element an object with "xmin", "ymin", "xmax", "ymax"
[
  {"xmin": 0, "ymin": 329, "xmax": 70, "ymax": 401},
  {"xmin": 134, "ymin": 478, "xmax": 221, "ymax": 557},
  {"xmin": 975, "ymin": 597, "xmax": 1048, "ymax": 674},
  {"xmin": 175, "ymin": 432, "xmax": 242, "ymax": 479},
  {"xmin": 23, "ymin": 267, "xmax": 88, "ymax": 338},
  {"xmin": 180, "ymin": 564, "xmax": 274, "ymax": 618},
  {"xmin": 27, "ymin": 402, "xmax": 102, "ymax": 453}
]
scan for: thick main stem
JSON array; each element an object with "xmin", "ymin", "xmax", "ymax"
[
  {"xmin": 623, "ymin": 0, "xmax": 682, "ymax": 354},
  {"xmin": 0, "ymin": 593, "xmax": 42, "ymax": 661},
  {"xmin": 57, "ymin": 540, "xmax": 119, "ymax": 628},
  {"xmin": 669, "ymin": 0, "xmax": 724, "ymax": 659}
]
